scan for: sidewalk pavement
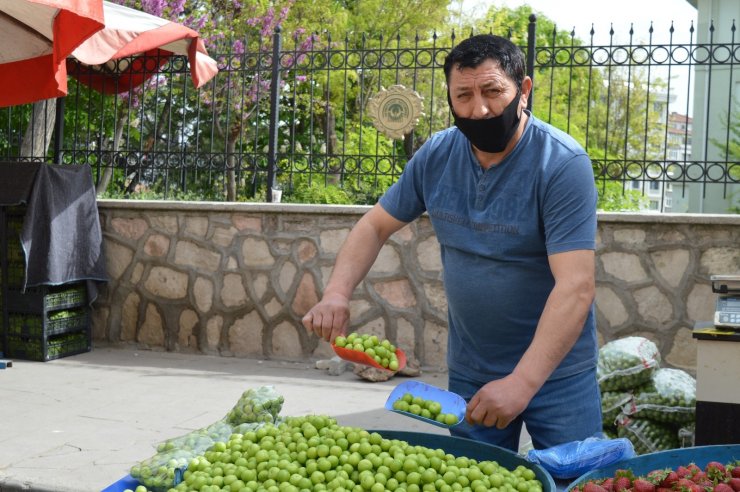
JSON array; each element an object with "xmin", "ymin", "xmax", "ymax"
[{"xmin": 0, "ymin": 344, "xmax": 484, "ymax": 492}]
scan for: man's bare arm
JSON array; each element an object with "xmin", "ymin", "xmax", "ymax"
[
  {"xmin": 302, "ymin": 204, "xmax": 407, "ymax": 341},
  {"xmin": 466, "ymin": 249, "xmax": 595, "ymax": 428}
]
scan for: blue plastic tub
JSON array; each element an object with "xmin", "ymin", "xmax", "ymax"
[
  {"xmin": 103, "ymin": 430, "xmax": 557, "ymax": 492},
  {"xmin": 567, "ymin": 444, "xmax": 740, "ymax": 491},
  {"xmin": 374, "ymin": 429, "xmax": 556, "ymax": 492},
  {"xmin": 101, "ymin": 474, "xmax": 139, "ymax": 492}
]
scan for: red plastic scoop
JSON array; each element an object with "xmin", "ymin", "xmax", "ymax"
[{"xmin": 331, "ymin": 343, "xmax": 407, "ymax": 372}]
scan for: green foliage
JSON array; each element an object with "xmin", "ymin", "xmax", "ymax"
[
  {"xmin": 708, "ymin": 105, "xmax": 740, "ymax": 214},
  {"xmin": 4, "ymin": 0, "xmax": 706, "ymax": 211},
  {"xmin": 99, "ymin": 166, "xmax": 228, "ymax": 201},
  {"xmin": 710, "ymin": 105, "xmax": 740, "ymax": 178},
  {"xmin": 0, "ymin": 104, "xmax": 31, "ymax": 157},
  {"xmin": 596, "ymin": 181, "xmax": 647, "ymax": 212},
  {"xmin": 341, "ymin": 0, "xmax": 450, "ymax": 46},
  {"xmin": 283, "ymin": 180, "xmax": 354, "ymax": 204}
]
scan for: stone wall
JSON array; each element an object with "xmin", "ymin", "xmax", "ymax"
[{"xmin": 93, "ymin": 201, "xmax": 740, "ymax": 374}]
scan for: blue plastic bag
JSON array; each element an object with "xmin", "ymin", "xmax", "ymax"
[{"xmin": 526, "ymin": 436, "xmax": 636, "ymax": 479}]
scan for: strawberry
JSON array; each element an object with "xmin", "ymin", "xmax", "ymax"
[
  {"xmin": 706, "ymin": 463, "xmax": 727, "ymax": 474},
  {"xmin": 584, "ymin": 483, "xmax": 609, "ymax": 492},
  {"xmin": 657, "ymin": 488, "xmax": 674, "ymax": 492},
  {"xmin": 693, "ymin": 472, "xmax": 709, "ymax": 483},
  {"xmin": 713, "ymin": 484, "xmax": 734, "ymax": 492},
  {"xmin": 602, "ymin": 478, "xmax": 615, "ymax": 491},
  {"xmin": 695, "ymin": 480, "xmax": 714, "ymax": 490},
  {"xmin": 727, "ymin": 478, "xmax": 740, "ymax": 491},
  {"xmin": 633, "ymin": 479, "xmax": 656, "ymax": 492},
  {"xmin": 676, "ymin": 478, "xmax": 696, "ymax": 491},
  {"xmin": 614, "ymin": 476, "xmax": 633, "ymax": 492},
  {"xmin": 647, "ymin": 469, "xmax": 671, "ymax": 484},
  {"xmin": 677, "ymin": 467, "xmax": 692, "ymax": 479},
  {"xmin": 731, "ymin": 467, "xmax": 740, "ymax": 479},
  {"xmin": 688, "ymin": 464, "xmax": 702, "ymax": 475},
  {"xmin": 660, "ymin": 472, "xmax": 680, "ymax": 488},
  {"xmin": 706, "ymin": 463, "xmax": 728, "ymax": 482}
]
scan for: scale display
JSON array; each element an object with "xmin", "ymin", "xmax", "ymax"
[{"xmin": 711, "ymin": 275, "xmax": 740, "ymax": 330}]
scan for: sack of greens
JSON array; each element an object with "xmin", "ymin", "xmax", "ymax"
[{"xmin": 597, "ymin": 336, "xmax": 660, "ymax": 392}]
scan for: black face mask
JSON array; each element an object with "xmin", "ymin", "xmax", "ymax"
[{"xmin": 450, "ymin": 90, "xmax": 522, "ymax": 154}]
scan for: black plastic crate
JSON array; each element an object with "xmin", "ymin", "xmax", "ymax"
[
  {"xmin": 3, "ymin": 260, "xmax": 25, "ymax": 289},
  {"xmin": 6, "ymin": 241, "xmax": 24, "ymax": 263},
  {"xmin": 2, "ymin": 207, "xmax": 27, "ymax": 290},
  {"xmin": 7, "ymin": 309, "xmax": 89, "ymax": 338},
  {"xmin": 5, "ymin": 331, "xmax": 91, "ymax": 362},
  {"xmin": 2, "ymin": 204, "xmax": 91, "ymax": 360},
  {"xmin": 5, "ymin": 283, "xmax": 88, "ymax": 314},
  {"xmin": 5, "ymin": 210, "xmax": 23, "ymax": 233}
]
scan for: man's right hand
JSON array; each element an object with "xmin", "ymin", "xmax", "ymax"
[
  {"xmin": 301, "ymin": 292, "xmax": 351, "ymax": 343},
  {"xmin": 300, "ymin": 204, "xmax": 407, "ymax": 343}
]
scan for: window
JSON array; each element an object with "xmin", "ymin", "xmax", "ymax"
[
  {"xmin": 649, "ymin": 181, "xmax": 660, "ymax": 191},
  {"xmin": 649, "ymin": 200, "xmax": 660, "ymax": 210}
]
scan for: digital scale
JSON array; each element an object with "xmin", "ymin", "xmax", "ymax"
[{"xmin": 711, "ymin": 275, "xmax": 740, "ymax": 330}]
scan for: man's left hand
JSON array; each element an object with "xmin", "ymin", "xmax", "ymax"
[{"xmin": 465, "ymin": 374, "xmax": 535, "ymax": 428}]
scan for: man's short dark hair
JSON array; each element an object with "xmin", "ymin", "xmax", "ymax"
[{"xmin": 443, "ymin": 34, "xmax": 525, "ymax": 89}]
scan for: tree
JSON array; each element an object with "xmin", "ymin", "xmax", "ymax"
[
  {"xmin": 265, "ymin": 0, "xmax": 454, "ymax": 201},
  {"xmin": 711, "ymin": 105, "xmax": 740, "ymax": 213},
  {"xmin": 461, "ymin": 5, "xmax": 671, "ymax": 211}
]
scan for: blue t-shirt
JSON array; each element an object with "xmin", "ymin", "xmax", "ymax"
[{"xmin": 379, "ymin": 112, "xmax": 598, "ymax": 382}]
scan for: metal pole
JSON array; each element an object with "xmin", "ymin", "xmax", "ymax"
[
  {"xmin": 526, "ymin": 14, "xmax": 536, "ymax": 111},
  {"xmin": 266, "ymin": 26, "xmax": 282, "ymax": 202},
  {"xmin": 53, "ymin": 97, "xmax": 65, "ymax": 164}
]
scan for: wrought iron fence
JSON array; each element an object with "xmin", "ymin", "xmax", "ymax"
[{"xmin": 1, "ymin": 16, "xmax": 738, "ymax": 210}]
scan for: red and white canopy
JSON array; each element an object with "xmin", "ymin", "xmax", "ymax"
[
  {"xmin": 69, "ymin": 0, "xmax": 218, "ymax": 93},
  {"xmin": 0, "ymin": 0, "xmax": 105, "ymax": 107}
]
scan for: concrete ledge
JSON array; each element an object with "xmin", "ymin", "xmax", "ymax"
[
  {"xmin": 98, "ymin": 200, "xmax": 740, "ymax": 225},
  {"xmin": 597, "ymin": 211, "xmax": 740, "ymax": 225},
  {"xmin": 97, "ymin": 199, "xmax": 372, "ymax": 215}
]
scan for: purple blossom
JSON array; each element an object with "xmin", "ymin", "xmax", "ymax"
[
  {"xmin": 145, "ymin": 74, "xmax": 168, "ymax": 90},
  {"xmin": 185, "ymin": 14, "xmax": 208, "ymax": 31},
  {"xmin": 260, "ymin": 8, "xmax": 275, "ymax": 37},
  {"xmin": 299, "ymin": 33, "xmax": 318, "ymax": 52},
  {"xmin": 169, "ymin": 0, "xmax": 186, "ymax": 18},
  {"xmin": 141, "ymin": 0, "xmax": 166, "ymax": 17}
]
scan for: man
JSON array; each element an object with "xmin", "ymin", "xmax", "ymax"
[{"xmin": 302, "ymin": 34, "xmax": 601, "ymax": 451}]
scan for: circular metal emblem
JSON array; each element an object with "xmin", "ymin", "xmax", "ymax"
[{"xmin": 367, "ymin": 85, "xmax": 424, "ymax": 140}]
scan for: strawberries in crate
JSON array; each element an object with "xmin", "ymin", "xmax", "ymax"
[{"xmin": 574, "ymin": 459, "xmax": 740, "ymax": 492}]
